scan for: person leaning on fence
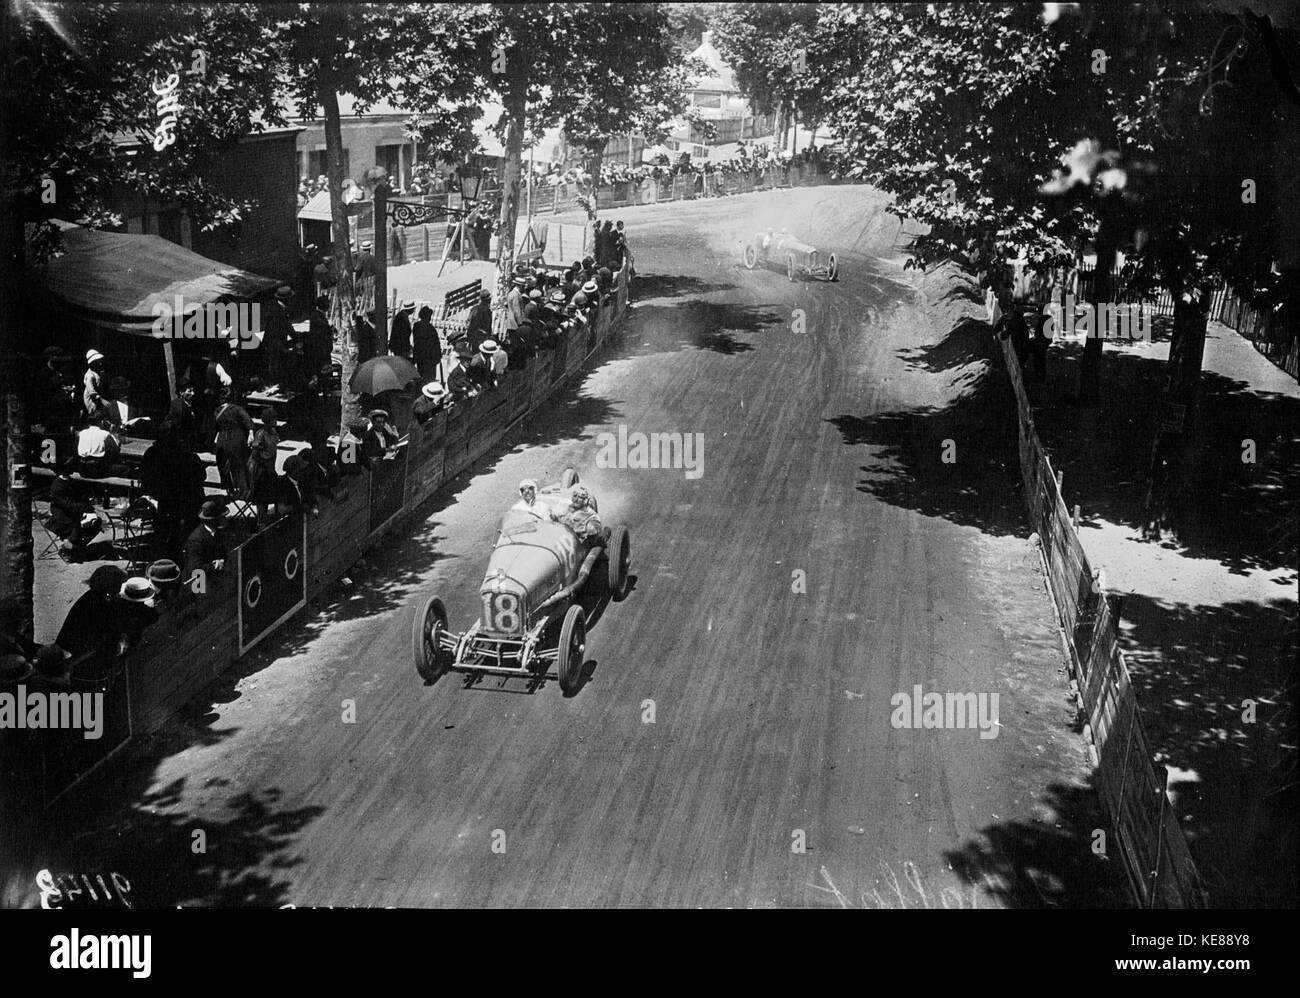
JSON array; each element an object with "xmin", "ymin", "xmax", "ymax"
[
  {"xmin": 274, "ymin": 455, "xmax": 318, "ymax": 517},
  {"xmin": 413, "ymin": 381, "xmax": 450, "ymax": 425},
  {"xmin": 360, "ymin": 409, "xmax": 400, "ymax": 467},
  {"xmin": 54, "ymin": 565, "xmax": 127, "ymax": 664},
  {"xmin": 183, "ymin": 499, "xmax": 229, "ymax": 580},
  {"xmin": 444, "ymin": 335, "xmax": 477, "ymax": 400}
]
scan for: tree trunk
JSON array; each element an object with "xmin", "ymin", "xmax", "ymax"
[
  {"xmin": 1143, "ymin": 281, "xmax": 1210, "ymax": 539},
  {"xmin": 773, "ymin": 99, "xmax": 786, "ymax": 157},
  {"xmin": 1080, "ymin": 200, "xmax": 1119, "ymax": 406},
  {"xmin": 320, "ymin": 78, "xmax": 362, "ymax": 438},
  {"xmin": 0, "ymin": 207, "xmax": 32, "ymax": 641},
  {"xmin": 494, "ymin": 82, "xmax": 526, "ymax": 338}
]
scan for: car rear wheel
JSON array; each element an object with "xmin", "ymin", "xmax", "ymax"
[
  {"xmin": 786, "ymin": 255, "xmax": 798, "ymax": 282},
  {"xmin": 742, "ymin": 244, "xmax": 757, "ymax": 269},
  {"xmin": 556, "ymin": 604, "xmax": 586, "ymax": 695},
  {"xmin": 828, "ymin": 253, "xmax": 839, "ymax": 282},
  {"xmin": 561, "ymin": 468, "xmax": 579, "ymax": 488},
  {"xmin": 413, "ymin": 595, "xmax": 450, "ymax": 684},
  {"xmin": 606, "ymin": 524, "xmax": 630, "ymax": 599}
]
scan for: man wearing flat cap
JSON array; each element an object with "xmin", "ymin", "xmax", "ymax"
[{"xmin": 360, "ymin": 408, "xmax": 400, "ymax": 466}]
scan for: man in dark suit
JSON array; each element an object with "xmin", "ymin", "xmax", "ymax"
[
  {"xmin": 354, "ymin": 240, "xmax": 377, "ymax": 284},
  {"xmin": 359, "ymin": 409, "xmax": 400, "ymax": 467},
  {"xmin": 183, "ymin": 499, "xmax": 230, "ymax": 580},
  {"xmin": 274, "ymin": 454, "xmax": 317, "ymax": 516},
  {"xmin": 466, "ymin": 290, "xmax": 493, "ymax": 352},
  {"xmin": 388, "ymin": 300, "xmax": 415, "ymax": 358},
  {"xmin": 412, "ymin": 305, "xmax": 441, "ymax": 384},
  {"xmin": 163, "ymin": 378, "xmax": 200, "ymax": 453},
  {"xmin": 55, "ymin": 566, "xmax": 128, "ymax": 660},
  {"xmin": 263, "ymin": 286, "xmax": 296, "ymax": 385},
  {"xmin": 140, "ymin": 426, "xmax": 207, "ymax": 558},
  {"xmin": 306, "ymin": 296, "xmax": 335, "ymax": 375}
]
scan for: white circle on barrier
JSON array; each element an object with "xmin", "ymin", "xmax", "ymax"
[
  {"xmin": 245, "ymin": 575, "xmax": 262, "ymax": 609},
  {"xmin": 284, "ymin": 548, "xmax": 300, "ymax": 580}
]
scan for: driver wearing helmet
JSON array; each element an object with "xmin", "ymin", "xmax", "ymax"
[
  {"xmin": 761, "ymin": 227, "xmax": 775, "ymax": 251},
  {"xmin": 511, "ymin": 478, "xmax": 558, "ymax": 521},
  {"xmin": 559, "ymin": 485, "xmax": 606, "ymax": 546}
]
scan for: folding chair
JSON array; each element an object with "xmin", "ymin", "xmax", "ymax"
[{"xmin": 33, "ymin": 499, "xmax": 74, "ymax": 563}]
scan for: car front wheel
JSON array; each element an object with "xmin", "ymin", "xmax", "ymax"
[
  {"xmin": 556, "ymin": 604, "xmax": 586, "ymax": 695},
  {"xmin": 787, "ymin": 255, "xmax": 798, "ymax": 282},
  {"xmin": 413, "ymin": 595, "xmax": 451, "ymax": 684}
]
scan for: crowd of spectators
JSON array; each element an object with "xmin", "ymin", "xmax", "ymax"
[{"xmin": 15, "ymin": 219, "xmax": 632, "ymax": 695}]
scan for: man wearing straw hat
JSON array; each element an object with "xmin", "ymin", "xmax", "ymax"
[{"xmin": 412, "ymin": 381, "xmax": 450, "ymax": 425}]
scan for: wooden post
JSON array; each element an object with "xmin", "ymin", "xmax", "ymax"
[
  {"xmin": 374, "ymin": 181, "xmax": 389, "ymax": 356},
  {"xmin": 163, "ymin": 341, "xmax": 178, "ymax": 401}
]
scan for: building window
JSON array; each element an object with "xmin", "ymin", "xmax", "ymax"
[{"xmin": 693, "ymin": 92, "xmax": 722, "ymax": 109}]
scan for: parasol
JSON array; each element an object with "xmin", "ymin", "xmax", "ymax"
[{"xmin": 349, "ymin": 355, "xmax": 420, "ymax": 395}]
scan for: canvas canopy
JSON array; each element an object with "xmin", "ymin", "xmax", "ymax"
[{"xmin": 37, "ymin": 219, "xmax": 278, "ymax": 335}]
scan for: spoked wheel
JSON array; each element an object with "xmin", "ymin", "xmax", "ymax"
[
  {"xmin": 555, "ymin": 604, "xmax": 586, "ymax": 695},
  {"xmin": 786, "ymin": 255, "xmax": 798, "ymax": 282},
  {"xmin": 742, "ymin": 244, "xmax": 758, "ymax": 269},
  {"xmin": 412, "ymin": 595, "xmax": 451, "ymax": 684},
  {"xmin": 828, "ymin": 252, "xmax": 839, "ymax": 282},
  {"xmin": 606, "ymin": 524, "xmax": 630, "ymax": 600},
  {"xmin": 561, "ymin": 468, "xmax": 579, "ymax": 488}
]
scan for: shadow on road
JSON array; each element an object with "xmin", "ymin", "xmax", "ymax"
[{"xmin": 943, "ymin": 778, "xmax": 1131, "ymax": 908}]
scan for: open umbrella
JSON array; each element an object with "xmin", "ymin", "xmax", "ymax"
[{"xmin": 349, "ymin": 355, "xmax": 420, "ymax": 395}]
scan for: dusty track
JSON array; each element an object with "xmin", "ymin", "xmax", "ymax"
[{"xmin": 31, "ymin": 185, "xmax": 1120, "ymax": 908}]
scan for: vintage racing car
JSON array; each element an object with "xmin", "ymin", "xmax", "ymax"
[
  {"xmin": 741, "ymin": 228, "xmax": 839, "ymax": 282},
  {"xmin": 411, "ymin": 469, "xmax": 631, "ymax": 695}
]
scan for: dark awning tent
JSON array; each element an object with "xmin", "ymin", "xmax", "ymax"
[
  {"xmin": 34, "ymin": 220, "xmax": 279, "ymax": 411},
  {"xmin": 38, "ymin": 219, "xmax": 279, "ymax": 336}
]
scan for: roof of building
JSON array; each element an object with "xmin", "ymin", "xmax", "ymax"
[{"xmin": 689, "ymin": 32, "xmax": 737, "ymax": 93}]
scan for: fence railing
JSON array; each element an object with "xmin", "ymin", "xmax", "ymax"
[
  {"xmin": 1058, "ymin": 265, "xmax": 1298, "ymax": 380},
  {"xmin": 999, "ymin": 335, "xmax": 1206, "ymax": 908}
]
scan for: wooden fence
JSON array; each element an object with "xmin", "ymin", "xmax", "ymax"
[
  {"xmin": 1000, "ymin": 335, "xmax": 1207, "ymax": 907},
  {"xmin": 1066, "ymin": 265, "xmax": 1297, "ymax": 380}
]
